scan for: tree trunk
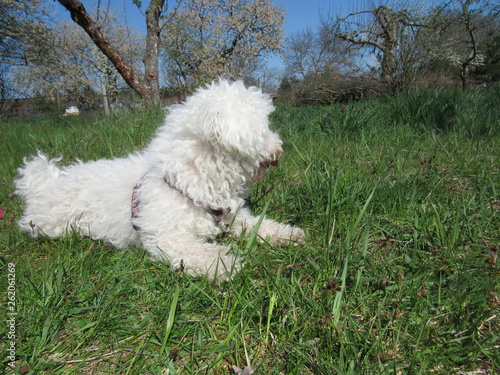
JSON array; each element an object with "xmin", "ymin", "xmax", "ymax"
[
  {"xmin": 57, "ymin": 0, "xmax": 164, "ymax": 104},
  {"xmin": 143, "ymin": 0, "xmax": 164, "ymax": 104},
  {"xmin": 100, "ymin": 76, "xmax": 110, "ymax": 115}
]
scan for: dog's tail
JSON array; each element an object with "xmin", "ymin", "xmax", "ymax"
[{"xmin": 14, "ymin": 151, "xmax": 63, "ymax": 200}]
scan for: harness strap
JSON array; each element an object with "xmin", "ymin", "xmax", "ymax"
[{"xmin": 131, "ymin": 182, "xmax": 141, "ymax": 230}]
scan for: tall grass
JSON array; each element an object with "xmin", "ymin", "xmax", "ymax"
[{"xmin": 0, "ymin": 87, "xmax": 498, "ymax": 374}]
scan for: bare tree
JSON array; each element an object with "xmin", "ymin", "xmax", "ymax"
[
  {"xmin": 161, "ymin": 0, "xmax": 285, "ymax": 91},
  {"xmin": 57, "ymin": 0, "xmax": 166, "ymax": 104},
  {"xmin": 284, "ymin": 27, "xmax": 354, "ymax": 81},
  {"xmin": 427, "ymin": 0, "xmax": 499, "ymax": 89},
  {"xmin": 323, "ymin": 3, "xmax": 425, "ymax": 92}
]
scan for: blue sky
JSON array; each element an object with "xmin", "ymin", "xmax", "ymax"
[{"xmin": 280, "ymin": 0, "xmax": 330, "ymax": 34}]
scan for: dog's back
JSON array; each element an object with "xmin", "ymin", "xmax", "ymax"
[{"xmin": 15, "ymin": 151, "xmax": 149, "ymax": 248}]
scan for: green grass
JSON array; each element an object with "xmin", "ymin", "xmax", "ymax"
[{"xmin": 1, "ymin": 88, "xmax": 499, "ymax": 374}]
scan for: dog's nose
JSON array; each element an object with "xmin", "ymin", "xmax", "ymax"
[{"xmin": 260, "ymin": 158, "xmax": 279, "ymax": 168}]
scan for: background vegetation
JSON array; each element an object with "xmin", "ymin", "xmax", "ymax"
[
  {"xmin": 1, "ymin": 0, "xmax": 499, "ymax": 115},
  {"xmin": 0, "ymin": 87, "xmax": 498, "ymax": 374}
]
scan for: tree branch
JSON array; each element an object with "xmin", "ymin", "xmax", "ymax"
[
  {"xmin": 57, "ymin": 0, "xmax": 152, "ymax": 102},
  {"xmin": 337, "ymin": 33, "xmax": 386, "ymax": 52}
]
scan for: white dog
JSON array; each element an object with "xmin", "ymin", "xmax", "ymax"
[{"xmin": 15, "ymin": 80, "xmax": 304, "ymax": 279}]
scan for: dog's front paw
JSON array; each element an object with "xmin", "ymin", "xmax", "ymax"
[
  {"xmin": 282, "ymin": 226, "xmax": 305, "ymax": 246},
  {"xmin": 291, "ymin": 226, "xmax": 305, "ymax": 244},
  {"xmin": 206, "ymin": 251, "xmax": 243, "ymax": 282},
  {"xmin": 267, "ymin": 225, "xmax": 305, "ymax": 247}
]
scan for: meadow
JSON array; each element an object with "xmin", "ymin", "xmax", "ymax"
[{"xmin": 0, "ymin": 87, "xmax": 498, "ymax": 374}]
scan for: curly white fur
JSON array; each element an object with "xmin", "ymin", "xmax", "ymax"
[{"xmin": 14, "ymin": 80, "xmax": 304, "ymax": 280}]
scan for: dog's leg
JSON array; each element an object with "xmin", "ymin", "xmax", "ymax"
[
  {"xmin": 228, "ymin": 207, "xmax": 305, "ymax": 246},
  {"xmin": 140, "ymin": 235, "xmax": 241, "ymax": 280}
]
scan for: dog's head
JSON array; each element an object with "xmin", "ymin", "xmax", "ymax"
[{"xmin": 168, "ymin": 80, "xmax": 282, "ymax": 171}]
